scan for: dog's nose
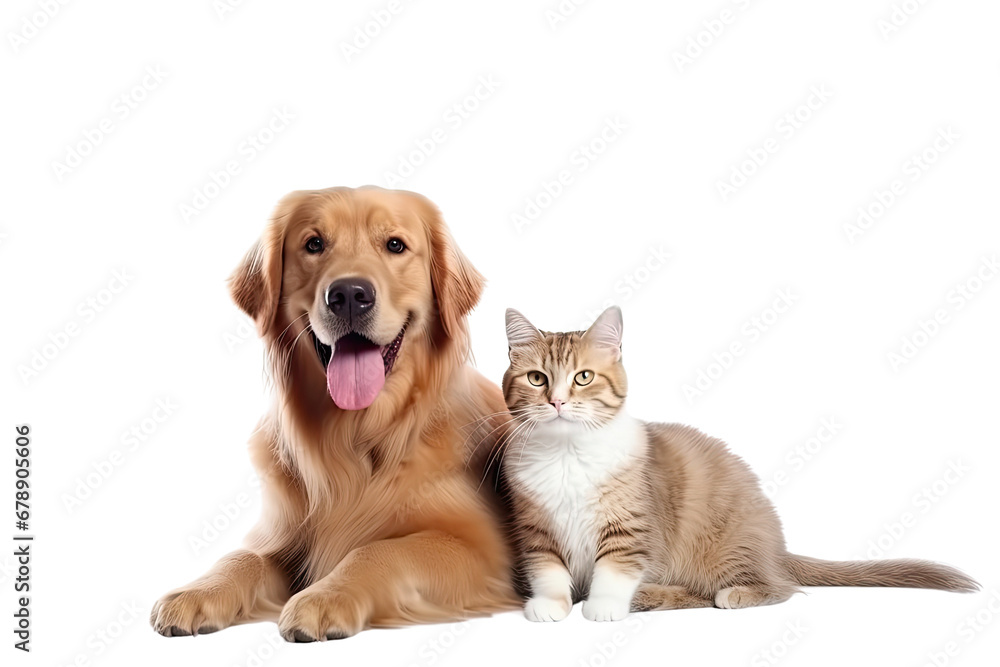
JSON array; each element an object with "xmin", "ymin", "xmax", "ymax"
[{"xmin": 326, "ymin": 278, "xmax": 376, "ymax": 322}]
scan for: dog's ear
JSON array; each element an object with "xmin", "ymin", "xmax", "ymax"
[
  {"xmin": 229, "ymin": 214, "xmax": 286, "ymax": 337},
  {"xmin": 424, "ymin": 200, "xmax": 485, "ymax": 339}
]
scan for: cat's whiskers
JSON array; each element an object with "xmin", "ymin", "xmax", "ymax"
[
  {"xmin": 462, "ymin": 408, "xmax": 533, "ymax": 431},
  {"xmin": 515, "ymin": 420, "xmax": 539, "ymax": 465},
  {"xmin": 476, "ymin": 414, "xmax": 541, "ymax": 493},
  {"xmin": 484, "ymin": 415, "xmax": 535, "ymax": 472},
  {"xmin": 474, "ymin": 417, "xmax": 531, "ymax": 489},
  {"xmin": 464, "ymin": 407, "xmax": 535, "ymax": 468},
  {"xmin": 465, "ymin": 418, "xmax": 517, "ymax": 469}
]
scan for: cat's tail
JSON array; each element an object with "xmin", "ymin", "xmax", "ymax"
[{"xmin": 784, "ymin": 554, "xmax": 979, "ymax": 593}]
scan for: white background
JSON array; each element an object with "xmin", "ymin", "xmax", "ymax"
[{"xmin": 2, "ymin": 0, "xmax": 999, "ymax": 666}]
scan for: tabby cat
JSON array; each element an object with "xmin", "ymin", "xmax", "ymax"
[{"xmin": 501, "ymin": 306, "xmax": 976, "ymax": 622}]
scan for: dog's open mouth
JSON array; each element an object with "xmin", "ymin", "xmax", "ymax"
[{"xmin": 311, "ymin": 324, "xmax": 407, "ymax": 411}]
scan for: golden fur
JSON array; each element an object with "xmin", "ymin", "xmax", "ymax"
[{"xmin": 151, "ymin": 186, "xmax": 517, "ymax": 641}]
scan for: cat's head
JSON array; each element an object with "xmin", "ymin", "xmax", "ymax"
[{"xmin": 502, "ymin": 306, "xmax": 628, "ymax": 434}]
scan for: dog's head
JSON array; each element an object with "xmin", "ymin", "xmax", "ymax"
[{"xmin": 230, "ymin": 186, "xmax": 484, "ymax": 410}]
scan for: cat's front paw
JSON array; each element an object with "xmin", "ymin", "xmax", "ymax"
[
  {"xmin": 524, "ymin": 596, "xmax": 571, "ymax": 622},
  {"xmin": 582, "ymin": 596, "xmax": 631, "ymax": 622}
]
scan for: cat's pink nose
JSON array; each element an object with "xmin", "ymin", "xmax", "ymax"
[{"xmin": 550, "ymin": 400, "xmax": 563, "ymax": 413}]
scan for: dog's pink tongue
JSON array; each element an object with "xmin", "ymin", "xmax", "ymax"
[{"xmin": 326, "ymin": 336, "xmax": 385, "ymax": 410}]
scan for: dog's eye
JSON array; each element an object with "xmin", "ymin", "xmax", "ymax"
[
  {"xmin": 527, "ymin": 371, "xmax": 547, "ymax": 387},
  {"xmin": 574, "ymin": 370, "xmax": 594, "ymax": 386},
  {"xmin": 305, "ymin": 236, "xmax": 325, "ymax": 254},
  {"xmin": 386, "ymin": 238, "xmax": 406, "ymax": 254}
]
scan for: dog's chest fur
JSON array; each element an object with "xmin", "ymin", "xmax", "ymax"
[{"xmin": 507, "ymin": 412, "xmax": 646, "ymax": 590}]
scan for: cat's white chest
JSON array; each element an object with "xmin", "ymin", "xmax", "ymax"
[{"xmin": 508, "ymin": 412, "xmax": 645, "ymax": 590}]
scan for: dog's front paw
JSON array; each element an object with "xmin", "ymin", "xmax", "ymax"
[
  {"xmin": 278, "ymin": 588, "xmax": 368, "ymax": 642},
  {"xmin": 150, "ymin": 581, "xmax": 238, "ymax": 637},
  {"xmin": 582, "ymin": 596, "xmax": 630, "ymax": 622},
  {"xmin": 524, "ymin": 595, "xmax": 571, "ymax": 622}
]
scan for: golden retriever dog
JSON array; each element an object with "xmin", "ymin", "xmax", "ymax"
[{"xmin": 150, "ymin": 186, "xmax": 518, "ymax": 641}]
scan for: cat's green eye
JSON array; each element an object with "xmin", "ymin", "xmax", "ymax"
[
  {"xmin": 574, "ymin": 370, "xmax": 594, "ymax": 386},
  {"xmin": 527, "ymin": 371, "xmax": 547, "ymax": 387}
]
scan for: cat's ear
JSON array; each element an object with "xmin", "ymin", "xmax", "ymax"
[
  {"xmin": 584, "ymin": 306, "xmax": 623, "ymax": 359},
  {"xmin": 506, "ymin": 308, "xmax": 543, "ymax": 347}
]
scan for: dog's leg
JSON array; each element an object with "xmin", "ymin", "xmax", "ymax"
[
  {"xmin": 278, "ymin": 530, "xmax": 515, "ymax": 641},
  {"xmin": 151, "ymin": 550, "xmax": 290, "ymax": 636}
]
